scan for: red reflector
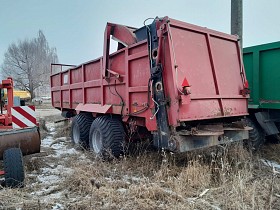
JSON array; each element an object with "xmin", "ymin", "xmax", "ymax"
[
  {"xmin": 0, "ymin": 171, "xmax": 5, "ymax": 175},
  {"xmin": 244, "ymin": 80, "xmax": 249, "ymax": 88},
  {"xmin": 182, "ymin": 77, "xmax": 190, "ymax": 87}
]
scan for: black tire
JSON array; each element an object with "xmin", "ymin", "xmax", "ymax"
[
  {"xmin": 245, "ymin": 118, "xmax": 265, "ymax": 150},
  {"xmin": 89, "ymin": 116, "xmax": 125, "ymax": 158},
  {"xmin": 3, "ymin": 148, "xmax": 25, "ymax": 188},
  {"xmin": 71, "ymin": 113, "xmax": 94, "ymax": 147}
]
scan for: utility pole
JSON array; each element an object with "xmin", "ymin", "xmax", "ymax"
[{"xmin": 231, "ymin": 0, "xmax": 243, "ymax": 49}]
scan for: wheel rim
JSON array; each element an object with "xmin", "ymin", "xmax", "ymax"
[
  {"xmin": 91, "ymin": 129, "xmax": 102, "ymax": 154},
  {"xmin": 72, "ymin": 123, "xmax": 80, "ymax": 144}
]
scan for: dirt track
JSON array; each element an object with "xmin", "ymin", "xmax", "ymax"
[{"xmin": 36, "ymin": 108, "xmax": 61, "ymax": 118}]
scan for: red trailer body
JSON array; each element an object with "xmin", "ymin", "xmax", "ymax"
[{"xmin": 51, "ymin": 17, "xmax": 250, "ymax": 154}]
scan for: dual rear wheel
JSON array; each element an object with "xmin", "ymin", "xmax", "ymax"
[
  {"xmin": 71, "ymin": 113, "xmax": 94, "ymax": 147},
  {"xmin": 71, "ymin": 113, "xmax": 125, "ymax": 158}
]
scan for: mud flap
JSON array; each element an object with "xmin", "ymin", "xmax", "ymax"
[
  {"xmin": 174, "ymin": 128, "xmax": 250, "ymax": 152},
  {"xmin": 255, "ymin": 112, "xmax": 279, "ymax": 135}
]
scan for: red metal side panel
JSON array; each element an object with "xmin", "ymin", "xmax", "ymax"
[
  {"xmin": 110, "ymin": 51, "xmax": 125, "ymax": 75},
  {"xmin": 166, "ymin": 19, "xmax": 248, "ymax": 123},
  {"xmin": 84, "ymin": 62, "xmax": 101, "ymax": 81},
  {"xmin": 52, "ymin": 74, "xmax": 60, "ymax": 87},
  {"xmin": 62, "ymin": 90, "xmax": 69, "ymax": 108},
  {"xmin": 104, "ymin": 86, "xmax": 122, "ymax": 105},
  {"xmin": 52, "ymin": 91, "xmax": 60, "ymax": 108},
  {"xmin": 170, "ymin": 28, "xmax": 216, "ymax": 96},
  {"xmin": 126, "ymin": 42, "xmax": 156, "ymax": 130},
  {"xmin": 129, "ymin": 57, "xmax": 150, "ymax": 87},
  {"xmin": 85, "ymin": 87, "xmax": 101, "ymax": 104},
  {"xmin": 50, "ymin": 41, "xmax": 157, "ymax": 131},
  {"xmin": 72, "ymin": 89, "xmax": 83, "ymax": 108},
  {"xmin": 71, "ymin": 67, "xmax": 82, "ymax": 83},
  {"xmin": 84, "ymin": 61, "xmax": 102, "ymax": 104},
  {"xmin": 103, "ymin": 51, "xmax": 125, "ymax": 107},
  {"xmin": 210, "ymin": 36, "xmax": 243, "ymax": 95},
  {"xmin": 51, "ymin": 74, "xmax": 61, "ymax": 108}
]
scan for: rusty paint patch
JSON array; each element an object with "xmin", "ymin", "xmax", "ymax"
[{"xmin": 224, "ymin": 107, "xmax": 233, "ymax": 116}]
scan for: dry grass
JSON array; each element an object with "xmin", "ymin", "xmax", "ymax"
[
  {"xmin": 61, "ymin": 143, "xmax": 280, "ymax": 209},
  {"xmin": 260, "ymin": 143, "xmax": 280, "ymax": 163},
  {"xmin": 0, "ymin": 116, "xmax": 279, "ymax": 209},
  {"xmin": 38, "ymin": 118, "xmax": 49, "ymax": 140},
  {"xmin": 53, "ymin": 120, "xmax": 71, "ymax": 139}
]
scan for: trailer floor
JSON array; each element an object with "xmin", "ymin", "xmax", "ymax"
[{"xmin": 0, "ymin": 108, "xmax": 279, "ymax": 209}]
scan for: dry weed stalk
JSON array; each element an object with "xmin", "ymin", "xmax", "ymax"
[{"xmin": 53, "ymin": 122, "xmax": 71, "ymax": 139}]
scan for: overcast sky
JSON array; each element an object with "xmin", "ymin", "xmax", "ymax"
[{"xmin": 1, "ymin": 0, "xmax": 280, "ymax": 65}]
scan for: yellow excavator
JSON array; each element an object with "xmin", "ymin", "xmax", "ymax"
[{"xmin": 2, "ymin": 89, "xmax": 31, "ymax": 106}]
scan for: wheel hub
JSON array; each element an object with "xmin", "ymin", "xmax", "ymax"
[
  {"xmin": 72, "ymin": 123, "xmax": 80, "ymax": 144},
  {"xmin": 92, "ymin": 129, "xmax": 102, "ymax": 154}
]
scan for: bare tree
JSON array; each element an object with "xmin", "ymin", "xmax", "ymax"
[{"xmin": 1, "ymin": 30, "xmax": 58, "ymax": 99}]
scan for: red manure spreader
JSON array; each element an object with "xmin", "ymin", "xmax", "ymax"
[{"xmin": 51, "ymin": 17, "xmax": 250, "ymax": 158}]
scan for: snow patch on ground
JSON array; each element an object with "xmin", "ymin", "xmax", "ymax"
[
  {"xmin": 117, "ymin": 188, "xmax": 127, "ymax": 194},
  {"xmin": 27, "ymin": 120, "xmax": 82, "ymax": 206},
  {"xmin": 37, "ymin": 174, "xmax": 61, "ymax": 184},
  {"xmin": 261, "ymin": 159, "xmax": 280, "ymax": 172},
  {"xmin": 46, "ymin": 122, "xmax": 56, "ymax": 134},
  {"xmin": 52, "ymin": 203, "xmax": 64, "ymax": 210},
  {"xmin": 51, "ymin": 143, "xmax": 79, "ymax": 158},
  {"xmin": 41, "ymin": 123, "xmax": 79, "ymax": 158},
  {"xmin": 41, "ymin": 135, "xmax": 54, "ymax": 147},
  {"xmin": 40, "ymin": 164, "xmax": 74, "ymax": 177}
]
